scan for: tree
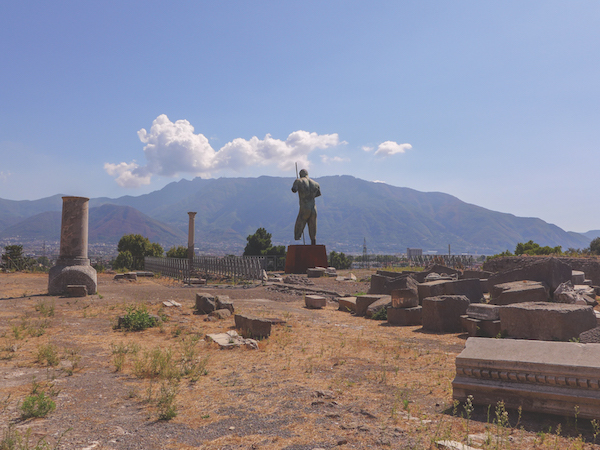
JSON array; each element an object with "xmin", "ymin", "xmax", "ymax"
[
  {"xmin": 590, "ymin": 237, "xmax": 600, "ymax": 255},
  {"xmin": 329, "ymin": 251, "xmax": 353, "ymax": 270},
  {"xmin": 114, "ymin": 234, "xmax": 164, "ymax": 270},
  {"xmin": 515, "ymin": 240, "xmax": 561, "ymax": 256},
  {"xmin": 166, "ymin": 246, "xmax": 188, "ymax": 258},
  {"xmin": 1, "ymin": 245, "xmax": 34, "ymax": 271},
  {"xmin": 243, "ymin": 228, "xmax": 286, "ymax": 257}
]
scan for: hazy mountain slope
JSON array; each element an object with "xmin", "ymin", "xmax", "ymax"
[
  {"xmin": 0, "ymin": 194, "xmax": 64, "ymax": 232},
  {"xmin": 0, "ymin": 204, "xmax": 186, "ymax": 247}
]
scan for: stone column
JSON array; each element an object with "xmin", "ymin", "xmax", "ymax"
[
  {"xmin": 48, "ymin": 196, "xmax": 97, "ymax": 295},
  {"xmin": 187, "ymin": 212, "xmax": 197, "ymax": 261}
]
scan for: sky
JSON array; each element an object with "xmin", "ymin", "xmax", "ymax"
[{"xmin": 1, "ymin": 1, "xmax": 598, "ymax": 232}]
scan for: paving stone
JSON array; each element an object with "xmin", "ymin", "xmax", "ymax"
[{"xmin": 499, "ymin": 302, "xmax": 596, "ymax": 341}]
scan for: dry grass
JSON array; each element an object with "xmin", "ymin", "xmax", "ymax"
[{"xmin": 0, "ymin": 272, "xmax": 598, "ymax": 449}]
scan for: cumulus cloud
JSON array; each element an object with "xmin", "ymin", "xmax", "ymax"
[
  {"xmin": 106, "ymin": 114, "xmax": 342, "ymax": 188},
  {"xmin": 374, "ymin": 141, "xmax": 412, "ymax": 156},
  {"xmin": 320, "ymin": 155, "xmax": 349, "ymax": 164},
  {"xmin": 362, "ymin": 145, "xmax": 374, "ymax": 152}
]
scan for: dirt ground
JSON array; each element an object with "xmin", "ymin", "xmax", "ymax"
[{"xmin": 0, "ymin": 271, "xmax": 599, "ymax": 449}]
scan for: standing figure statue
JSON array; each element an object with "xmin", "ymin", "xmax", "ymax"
[{"xmin": 292, "ymin": 169, "xmax": 321, "ymax": 245}]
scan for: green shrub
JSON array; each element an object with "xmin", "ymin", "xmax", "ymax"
[
  {"xmin": 156, "ymin": 382, "xmax": 178, "ymax": 420},
  {"xmin": 119, "ymin": 305, "xmax": 158, "ymax": 331},
  {"xmin": 36, "ymin": 344, "xmax": 59, "ymax": 366},
  {"xmin": 371, "ymin": 307, "xmax": 388, "ymax": 321},
  {"xmin": 20, "ymin": 392, "xmax": 56, "ymax": 419}
]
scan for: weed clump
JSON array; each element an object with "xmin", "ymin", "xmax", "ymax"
[
  {"xmin": 118, "ymin": 305, "xmax": 158, "ymax": 331},
  {"xmin": 20, "ymin": 380, "xmax": 57, "ymax": 419}
]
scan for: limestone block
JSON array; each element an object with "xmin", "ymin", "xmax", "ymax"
[
  {"xmin": 355, "ymin": 295, "xmax": 386, "ymax": 316},
  {"xmin": 195, "ymin": 293, "xmax": 216, "ymax": 314},
  {"xmin": 216, "ymin": 295, "xmax": 234, "ymax": 313},
  {"xmin": 499, "ymin": 302, "xmax": 596, "ymax": 341},
  {"xmin": 453, "ymin": 337, "xmax": 600, "ymax": 419},
  {"xmin": 66, "ymin": 285, "xmax": 87, "ymax": 297},
  {"xmin": 234, "ymin": 314, "xmax": 272, "ymax": 339},
  {"xmin": 466, "ymin": 303, "xmax": 500, "ymax": 321},
  {"xmin": 307, "ymin": 267, "xmax": 327, "ymax": 278},
  {"xmin": 387, "ymin": 306, "xmax": 422, "ymax": 326},
  {"xmin": 490, "ymin": 281, "xmax": 548, "ymax": 305},
  {"xmin": 338, "ymin": 297, "xmax": 357, "ymax": 313},
  {"xmin": 305, "ymin": 295, "xmax": 327, "ymax": 309},
  {"xmin": 366, "ymin": 295, "xmax": 392, "ymax": 318},
  {"xmin": 572, "ymin": 270, "xmax": 586, "ymax": 285},
  {"xmin": 422, "ymin": 295, "xmax": 470, "ymax": 332},
  {"xmin": 391, "ymin": 288, "xmax": 419, "ymax": 308}
]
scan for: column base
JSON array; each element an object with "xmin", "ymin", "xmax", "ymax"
[
  {"xmin": 285, "ymin": 245, "xmax": 327, "ymax": 274},
  {"xmin": 48, "ymin": 264, "xmax": 97, "ymax": 295}
]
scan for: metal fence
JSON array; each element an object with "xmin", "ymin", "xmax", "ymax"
[
  {"xmin": 144, "ymin": 256, "xmax": 190, "ymax": 281},
  {"xmin": 408, "ymin": 254, "xmax": 475, "ymax": 267}
]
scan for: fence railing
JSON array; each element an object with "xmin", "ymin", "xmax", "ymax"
[
  {"xmin": 192, "ymin": 256, "xmax": 266, "ymax": 280},
  {"xmin": 144, "ymin": 256, "xmax": 190, "ymax": 281},
  {"xmin": 408, "ymin": 254, "xmax": 475, "ymax": 267}
]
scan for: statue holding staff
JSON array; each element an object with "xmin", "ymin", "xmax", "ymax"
[{"xmin": 291, "ymin": 169, "xmax": 321, "ymax": 245}]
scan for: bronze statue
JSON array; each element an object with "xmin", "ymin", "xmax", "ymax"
[{"xmin": 291, "ymin": 169, "xmax": 321, "ymax": 245}]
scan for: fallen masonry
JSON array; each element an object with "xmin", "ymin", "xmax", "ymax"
[{"xmin": 453, "ymin": 337, "xmax": 600, "ymax": 419}]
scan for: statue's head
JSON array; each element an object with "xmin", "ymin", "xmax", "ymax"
[{"xmin": 299, "ymin": 169, "xmax": 308, "ymax": 178}]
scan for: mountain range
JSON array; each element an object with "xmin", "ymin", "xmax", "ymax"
[{"xmin": 0, "ymin": 175, "xmax": 597, "ymax": 255}]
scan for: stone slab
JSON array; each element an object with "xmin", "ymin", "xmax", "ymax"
[
  {"xmin": 366, "ymin": 295, "xmax": 392, "ymax": 318},
  {"xmin": 305, "ymin": 294, "xmax": 327, "ymax": 309},
  {"xmin": 234, "ymin": 314, "xmax": 272, "ymax": 339},
  {"xmin": 355, "ymin": 295, "xmax": 387, "ymax": 317},
  {"xmin": 216, "ymin": 295, "xmax": 234, "ymax": 313},
  {"xmin": 490, "ymin": 280, "xmax": 548, "ymax": 305},
  {"xmin": 285, "ymin": 245, "xmax": 328, "ymax": 274},
  {"xmin": 387, "ymin": 306, "xmax": 422, "ymax": 326},
  {"xmin": 499, "ymin": 302, "xmax": 596, "ymax": 341},
  {"xmin": 466, "ymin": 303, "xmax": 500, "ymax": 321},
  {"xmin": 572, "ymin": 270, "xmax": 586, "ymax": 285},
  {"xmin": 195, "ymin": 293, "xmax": 216, "ymax": 314},
  {"xmin": 338, "ymin": 297, "xmax": 357, "ymax": 313},
  {"xmin": 453, "ymin": 337, "xmax": 600, "ymax": 419},
  {"xmin": 307, "ymin": 267, "xmax": 327, "ymax": 278}
]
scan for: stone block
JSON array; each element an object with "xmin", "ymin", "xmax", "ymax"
[
  {"xmin": 355, "ymin": 295, "xmax": 386, "ymax": 317},
  {"xmin": 307, "ymin": 267, "xmax": 327, "ymax": 278},
  {"xmin": 460, "ymin": 315, "xmax": 501, "ymax": 337},
  {"xmin": 387, "ymin": 306, "xmax": 422, "ymax": 326},
  {"xmin": 453, "ymin": 337, "xmax": 600, "ymax": 419},
  {"xmin": 487, "ymin": 257, "xmax": 572, "ymax": 296},
  {"xmin": 444, "ymin": 278, "xmax": 484, "ymax": 304},
  {"xmin": 66, "ymin": 285, "xmax": 87, "ymax": 297},
  {"xmin": 338, "ymin": 297, "xmax": 357, "ymax": 313},
  {"xmin": 366, "ymin": 295, "xmax": 392, "ymax": 318},
  {"xmin": 572, "ymin": 270, "xmax": 586, "ymax": 285},
  {"xmin": 195, "ymin": 293, "xmax": 216, "ymax": 314},
  {"xmin": 305, "ymin": 294, "xmax": 327, "ymax": 309},
  {"xmin": 422, "ymin": 295, "xmax": 470, "ymax": 332},
  {"xmin": 391, "ymin": 288, "xmax": 419, "ymax": 308},
  {"xmin": 210, "ymin": 309, "xmax": 232, "ymax": 319},
  {"xmin": 125, "ymin": 272, "xmax": 138, "ymax": 280},
  {"xmin": 499, "ymin": 302, "xmax": 596, "ymax": 341},
  {"xmin": 216, "ymin": 295, "xmax": 234, "ymax": 313},
  {"xmin": 461, "ymin": 270, "xmax": 493, "ymax": 280},
  {"xmin": 579, "ymin": 326, "xmax": 600, "ymax": 343},
  {"xmin": 369, "ymin": 273, "xmax": 417, "ymax": 295},
  {"xmin": 480, "ymin": 320, "xmax": 501, "ymax": 337},
  {"xmin": 234, "ymin": 314, "xmax": 272, "ymax": 339},
  {"xmin": 490, "ymin": 280, "xmax": 548, "ymax": 305},
  {"xmin": 466, "ymin": 303, "xmax": 500, "ymax": 321},
  {"xmin": 554, "ymin": 281, "xmax": 597, "ymax": 305},
  {"xmin": 418, "ymin": 280, "xmax": 448, "ymax": 303}
]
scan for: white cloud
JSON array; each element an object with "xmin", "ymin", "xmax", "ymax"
[
  {"xmin": 362, "ymin": 145, "xmax": 374, "ymax": 152},
  {"xmin": 320, "ymin": 155, "xmax": 349, "ymax": 164},
  {"xmin": 0, "ymin": 171, "xmax": 10, "ymax": 182},
  {"xmin": 374, "ymin": 141, "xmax": 412, "ymax": 156},
  {"xmin": 106, "ymin": 114, "xmax": 342, "ymax": 188},
  {"xmin": 373, "ymin": 180, "xmax": 386, "ymax": 183}
]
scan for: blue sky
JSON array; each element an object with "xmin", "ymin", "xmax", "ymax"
[{"xmin": 1, "ymin": 1, "xmax": 598, "ymax": 232}]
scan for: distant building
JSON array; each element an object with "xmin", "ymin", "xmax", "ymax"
[{"xmin": 407, "ymin": 248, "xmax": 422, "ymax": 258}]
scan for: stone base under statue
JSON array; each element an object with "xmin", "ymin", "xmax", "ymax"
[
  {"xmin": 285, "ymin": 245, "xmax": 327, "ymax": 274},
  {"xmin": 48, "ymin": 262, "xmax": 97, "ymax": 296}
]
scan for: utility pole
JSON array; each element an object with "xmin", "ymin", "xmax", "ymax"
[{"xmin": 363, "ymin": 237, "xmax": 368, "ymax": 269}]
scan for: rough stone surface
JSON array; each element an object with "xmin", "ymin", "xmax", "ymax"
[
  {"xmin": 305, "ymin": 294, "xmax": 327, "ymax": 309},
  {"xmin": 422, "ymin": 295, "xmax": 470, "ymax": 332},
  {"xmin": 234, "ymin": 314, "xmax": 272, "ymax": 339},
  {"xmin": 460, "ymin": 316, "xmax": 501, "ymax": 337},
  {"xmin": 453, "ymin": 337, "xmax": 600, "ymax": 419},
  {"xmin": 216, "ymin": 295, "xmax": 234, "ymax": 313},
  {"xmin": 572, "ymin": 270, "xmax": 586, "ymax": 285},
  {"xmin": 554, "ymin": 281, "xmax": 596, "ymax": 305},
  {"xmin": 417, "ymin": 280, "xmax": 448, "ymax": 303},
  {"xmin": 208, "ymin": 330, "xmax": 259, "ymax": 349},
  {"xmin": 499, "ymin": 302, "xmax": 596, "ymax": 341},
  {"xmin": 195, "ymin": 293, "xmax": 216, "ymax": 314},
  {"xmin": 48, "ymin": 265, "xmax": 97, "ymax": 296},
  {"xmin": 486, "ymin": 257, "xmax": 572, "ymax": 295},
  {"xmin": 369, "ymin": 273, "xmax": 417, "ymax": 295},
  {"xmin": 66, "ymin": 285, "xmax": 87, "ymax": 297},
  {"xmin": 307, "ymin": 267, "xmax": 327, "ymax": 278},
  {"xmin": 387, "ymin": 306, "xmax": 422, "ymax": 326},
  {"xmin": 579, "ymin": 326, "xmax": 600, "ymax": 344},
  {"xmin": 444, "ymin": 278, "xmax": 484, "ymax": 304},
  {"xmin": 466, "ymin": 303, "xmax": 501, "ymax": 321},
  {"xmin": 461, "ymin": 270, "xmax": 493, "ymax": 280},
  {"xmin": 337, "ymin": 297, "xmax": 357, "ymax": 312},
  {"xmin": 210, "ymin": 309, "xmax": 232, "ymax": 319},
  {"xmin": 366, "ymin": 295, "xmax": 392, "ymax": 318},
  {"xmin": 391, "ymin": 288, "xmax": 419, "ymax": 308},
  {"xmin": 490, "ymin": 280, "xmax": 548, "ymax": 305},
  {"xmin": 355, "ymin": 295, "xmax": 387, "ymax": 317}
]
